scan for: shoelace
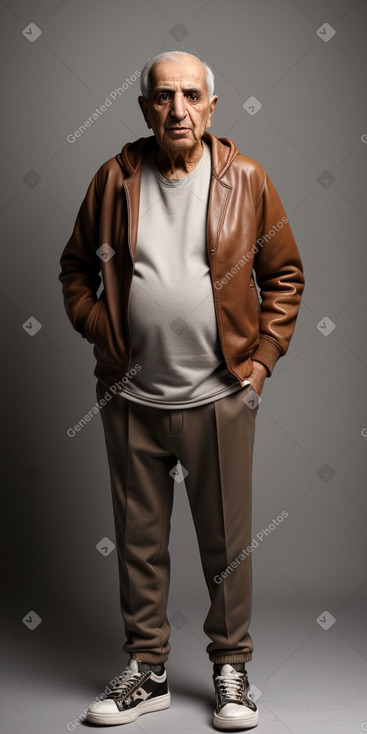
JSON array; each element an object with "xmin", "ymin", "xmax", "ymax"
[
  {"xmin": 216, "ymin": 671, "xmax": 247, "ymax": 703},
  {"xmin": 109, "ymin": 670, "xmax": 149, "ymax": 701}
]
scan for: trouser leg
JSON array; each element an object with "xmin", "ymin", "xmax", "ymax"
[
  {"xmin": 158, "ymin": 386, "xmax": 258, "ymax": 664},
  {"xmin": 96, "ymin": 380, "xmax": 175, "ymax": 664},
  {"xmin": 96, "ymin": 380, "xmax": 257, "ymax": 665}
]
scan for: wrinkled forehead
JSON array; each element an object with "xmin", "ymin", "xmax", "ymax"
[{"xmin": 149, "ymin": 57, "xmax": 208, "ymax": 92}]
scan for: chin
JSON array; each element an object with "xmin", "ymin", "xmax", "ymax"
[{"xmin": 163, "ymin": 136, "xmax": 195, "ymax": 148}]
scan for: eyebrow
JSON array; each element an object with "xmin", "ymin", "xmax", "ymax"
[{"xmin": 154, "ymin": 86, "xmax": 203, "ymax": 95}]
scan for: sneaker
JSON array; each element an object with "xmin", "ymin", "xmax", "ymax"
[
  {"xmin": 86, "ymin": 658, "xmax": 170, "ymax": 726},
  {"xmin": 212, "ymin": 663, "xmax": 259, "ymax": 730}
]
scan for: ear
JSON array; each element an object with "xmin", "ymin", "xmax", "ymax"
[
  {"xmin": 206, "ymin": 95, "xmax": 218, "ymax": 129},
  {"xmin": 138, "ymin": 96, "xmax": 152, "ymax": 129}
]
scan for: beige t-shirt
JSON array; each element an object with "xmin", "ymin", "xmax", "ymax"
[{"xmin": 118, "ymin": 140, "xmax": 248, "ymax": 409}]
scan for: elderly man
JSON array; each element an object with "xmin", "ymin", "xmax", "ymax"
[{"xmin": 59, "ymin": 50, "xmax": 304, "ymax": 730}]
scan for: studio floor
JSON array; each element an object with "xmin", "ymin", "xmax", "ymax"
[{"xmin": 2, "ymin": 601, "xmax": 366, "ymax": 734}]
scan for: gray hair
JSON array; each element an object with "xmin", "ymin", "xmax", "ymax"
[{"xmin": 140, "ymin": 51, "xmax": 215, "ymax": 99}]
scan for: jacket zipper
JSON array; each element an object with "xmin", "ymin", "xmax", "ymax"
[
  {"xmin": 250, "ymin": 281, "xmax": 261, "ymax": 322},
  {"xmin": 123, "ymin": 180, "xmax": 134, "ymax": 377},
  {"xmin": 208, "ymin": 195, "xmax": 243, "ymax": 385}
]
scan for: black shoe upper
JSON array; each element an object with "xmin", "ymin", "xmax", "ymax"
[
  {"xmin": 108, "ymin": 665, "xmax": 168, "ymax": 713},
  {"xmin": 213, "ymin": 665, "xmax": 257, "ymax": 714}
]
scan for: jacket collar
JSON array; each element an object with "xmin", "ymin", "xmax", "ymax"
[{"xmin": 116, "ymin": 132, "xmax": 239, "ymax": 180}]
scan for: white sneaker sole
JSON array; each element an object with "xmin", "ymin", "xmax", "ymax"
[
  {"xmin": 86, "ymin": 691, "xmax": 171, "ymax": 725},
  {"xmin": 213, "ymin": 708, "xmax": 259, "ymax": 730}
]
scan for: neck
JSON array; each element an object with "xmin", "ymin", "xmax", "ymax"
[{"xmin": 154, "ymin": 139, "xmax": 204, "ymax": 180}]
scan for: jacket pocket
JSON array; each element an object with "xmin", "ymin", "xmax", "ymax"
[
  {"xmin": 86, "ymin": 293, "xmax": 120, "ymax": 366},
  {"xmin": 85, "ymin": 298, "xmax": 103, "ymax": 344}
]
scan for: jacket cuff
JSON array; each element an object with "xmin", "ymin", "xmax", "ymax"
[{"xmin": 252, "ymin": 336, "xmax": 283, "ymax": 377}]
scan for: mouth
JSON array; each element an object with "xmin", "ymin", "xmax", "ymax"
[{"xmin": 167, "ymin": 127, "xmax": 190, "ymax": 132}]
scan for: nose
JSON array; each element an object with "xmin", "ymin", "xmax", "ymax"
[{"xmin": 169, "ymin": 92, "xmax": 187, "ymax": 121}]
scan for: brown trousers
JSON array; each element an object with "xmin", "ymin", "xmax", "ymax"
[{"xmin": 96, "ymin": 380, "xmax": 258, "ymax": 664}]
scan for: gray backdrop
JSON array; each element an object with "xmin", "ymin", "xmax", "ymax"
[{"xmin": 1, "ymin": 1, "xmax": 366, "ymax": 733}]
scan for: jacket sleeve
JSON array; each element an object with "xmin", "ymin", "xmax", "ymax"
[
  {"xmin": 251, "ymin": 170, "xmax": 305, "ymax": 376},
  {"xmin": 58, "ymin": 173, "xmax": 102, "ymax": 339}
]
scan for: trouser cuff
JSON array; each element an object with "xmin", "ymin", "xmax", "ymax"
[
  {"xmin": 130, "ymin": 652, "xmax": 169, "ymax": 664},
  {"xmin": 209, "ymin": 653, "xmax": 252, "ymax": 664}
]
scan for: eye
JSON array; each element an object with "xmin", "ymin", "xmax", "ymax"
[
  {"xmin": 157, "ymin": 92, "xmax": 170, "ymax": 102},
  {"xmin": 187, "ymin": 93, "xmax": 199, "ymax": 101}
]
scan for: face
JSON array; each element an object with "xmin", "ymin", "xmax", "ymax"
[{"xmin": 138, "ymin": 55, "xmax": 218, "ymax": 152}]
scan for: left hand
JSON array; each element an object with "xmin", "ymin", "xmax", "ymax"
[{"xmin": 247, "ymin": 360, "xmax": 267, "ymax": 397}]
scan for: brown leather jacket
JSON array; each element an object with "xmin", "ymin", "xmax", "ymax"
[{"xmin": 59, "ymin": 132, "xmax": 305, "ymax": 390}]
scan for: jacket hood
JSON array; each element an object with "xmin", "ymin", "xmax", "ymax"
[{"xmin": 116, "ymin": 132, "xmax": 240, "ymax": 180}]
